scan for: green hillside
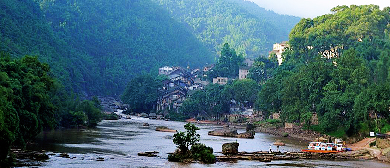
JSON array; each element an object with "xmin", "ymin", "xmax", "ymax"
[
  {"xmin": 1, "ymin": 0, "xmax": 213, "ymax": 95},
  {"xmin": 1, "ymin": 0, "xmax": 298, "ymax": 96},
  {"xmin": 152, "ymin": 0, "xmax": 301, "ymax": 57}
]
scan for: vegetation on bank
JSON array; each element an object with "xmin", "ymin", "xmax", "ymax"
[
  {"xmin": 168, "ymin": 123, "xmax": 215, "ymax": 164},
  {"xmin": 0, "ymin": 53, "xmax": 102, "ymax": 165},
  {"xmin": 255, "ymin": 5, "xmax": 390, "ymax": 138}
]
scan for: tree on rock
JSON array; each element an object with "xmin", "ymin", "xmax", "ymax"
[{"xmin": 169, "ymin": 123, "xmax": 215, "ymax": 163}]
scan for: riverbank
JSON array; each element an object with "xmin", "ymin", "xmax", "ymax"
[{"xmin": 185, "ymin": 118, "xmax": 390, "ymax": 164}]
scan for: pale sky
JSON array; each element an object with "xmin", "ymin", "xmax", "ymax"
[{"xmin": 249, "ymin": 0, "xmax": 390, "ymax": 18}]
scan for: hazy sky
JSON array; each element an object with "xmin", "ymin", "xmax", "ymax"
[{"xmin": 249, "ymin": 0, "xmax": 390, "ymax": 18}]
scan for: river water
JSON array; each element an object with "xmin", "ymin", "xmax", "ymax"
[{"xmin": 28, "ymin": 116, "xmax": 390, "ymax": 168}]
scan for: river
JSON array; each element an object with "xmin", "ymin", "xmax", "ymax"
[{"xmin": 27, "ymin": 116, "xmax": 390, "ymax": 168}]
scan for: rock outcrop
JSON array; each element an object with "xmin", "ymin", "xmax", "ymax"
[
  {"xmin": 222, "ymin": 142, "xmax": 239, "ymax": 155},
  {"xmin": 208, "ymin": 129, "xmax": 238, "ymax": 137},
  {"xmin": 208, "ymin": 129, "xmax": 254, "ymax": 138}
]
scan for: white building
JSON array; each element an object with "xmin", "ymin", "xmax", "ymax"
[
  {"xmin": 212, "ymin": 77, "xmax": 228, "ymax": 85},
  {"xmin": 269, "ymin": 41, "xmax": 288, "ymax": 65},
  {"xmin": 159, "ymin": 66, "xmax": 174, "ymax": 75}
]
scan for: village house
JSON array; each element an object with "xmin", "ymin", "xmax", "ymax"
[
  {"xmin": 156, "ymin": 66, "xmax": 198, "ymax": 113},
  {"xmin": 269, "ymin": 41, "xmax": 288, "ymax": 65},
  {"xmin": 157, "ymin": 86, "xmax": 187, "ymax": 112},
  {"xmin": 239, "ymin": 66, "xmax": 250, "ymax": 79},
  {"xmin": 212, "ymin": 77, "xmax": 228, "ymax": 85},
  {"xmin": 159, "ymin": 66, "xmax": 174, "ymax": 75}
]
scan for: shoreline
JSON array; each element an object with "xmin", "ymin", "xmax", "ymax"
[{"xmin": 186, "ymin": 119, "xmax": 390, "ymax": 164}]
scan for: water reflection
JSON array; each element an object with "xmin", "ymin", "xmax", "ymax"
[{"xmin": 28, "ymin": 117, "xmax": 390, "ymax": 168}]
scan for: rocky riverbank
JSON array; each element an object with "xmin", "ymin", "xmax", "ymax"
[{"xmin": 255, "ymin": 126, "xmax": 324, "ymax": 142}]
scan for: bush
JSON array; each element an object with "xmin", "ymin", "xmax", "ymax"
[
  {"xmin": 103, "ymin": 113, "xmax": 120, "ymax": 120},
  {"xmin": 168, "ymin": 149, "xmax": 190, "ymax": 162},
  {"xmin": 190, "ymin": 143, "xmax": 215, "ymax": 163},
  {"xmin": 282, "ymin": 133, "xmax": 289, "ymax": 137},
  {"xmin": 266, "ymin": 119, "xmax": 281, "ymax": 124}
]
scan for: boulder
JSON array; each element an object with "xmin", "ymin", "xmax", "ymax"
[
  {"xmin": 246, "ymin": 123, "xmax": 254, "ymax": 132},
  {"xmin": 222, "ymin": 142, "xmax": 239, "ymax": 155}
]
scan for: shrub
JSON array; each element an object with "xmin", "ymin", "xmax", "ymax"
[
  {"xmin": 266, "ymin": 119, "xmax": 281, "ymax": 124},
  {"xmin": 190, "ymin": 143, "xmax": 215, "ymax": 163}
]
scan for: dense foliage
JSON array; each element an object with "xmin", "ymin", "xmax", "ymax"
[
  {"xmin": 0, "ymin": 54, "xmax": 56, "ymax": 160},
  {"xmin": 207, "ymin": 43, "xmax": 244, "ymax": 79},
  {"xmin": 255, "ymin": 5, "xmax": 390, "ymax": 137},
  {"xmin": 121, "ymin": 74, "xmax": 162, "ymax": 113},
  {"xmin": 1, "ymin": 0, "xmax": 213, "ymax": 96},
  {"xmin": 181, "ymin": 84, "xmax": 231, "ymax": 119},
  {"xmin": 152, "ymin": 0, "xmax": 300, "ymax": 56},
  {"xmin": 0, "ymin": 54, "xmax": 102, "ymax": 163}
]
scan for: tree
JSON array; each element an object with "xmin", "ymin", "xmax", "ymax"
[
  {"xmin": 230, "ymin": 79, "xmax": 259, "ymax": 107},
  {"xmin": 173, "ymin": 123, "xmax": 200, "ymax": 153},
  {"xmin": 121, "ymin": 73, "xmax": 161, "ymax": 113},
  {"xmin": 0, "ymin": 54, "xmax": 57, "ymax": 162},
  {"xmin": 76, "ymin": 100, "xmax": 102, "ymax": 128},
  {"xmin": 169, "ymin": 123, "xmax": 215, "ymax": 163},
  {"xmin": 318, "ymin": 49, "xmax": 369, "ymax": 135},
  {"xmin": 248, "ymin": 56, "xmax": 278, "ymax": 84},
  {"xmin": 180, "ymin": 84, "xmax": 230, "ymax": 119},
  {"xmin": 209, "ymin": 43, "xmax": 244, "ymax": 79}
]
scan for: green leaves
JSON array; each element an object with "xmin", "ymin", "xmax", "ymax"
[
  {"xmin": 209, "ymin": 43, "xmax": 244, "ymax": 79},
  {"xmin": 181, "ymin": 84, "xmax": 230, "ymax": 118},
  {"xmin": 0, "ymin": 54, "xmax": 56, "ymax": 160},
  {"xmin": 121, "ymin": 73, "xmax": 161, "ymax": 113},
  {"xmin": 173, "ymin": 123, "xmax": 200, "ymax": 153}
]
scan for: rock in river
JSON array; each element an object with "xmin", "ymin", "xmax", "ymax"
[
  {"xmin": 208, "ymin": 129, "xmax": 254, "ymax": 138},
  {"xmin": 222, "ymin": 142, "xmax": 239, "ymax": 155}
]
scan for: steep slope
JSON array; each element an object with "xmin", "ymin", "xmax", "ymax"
[
  {"xmin": 0, "ymin": 0, "xmax": 91, "ymax": 93},
  {"xmin": 152, "ymin": 0, "xmax": 301, "ymax": 57},
  {"xmin": 1, "ymin": 0, "xmax": 213, "ymax": 96}
]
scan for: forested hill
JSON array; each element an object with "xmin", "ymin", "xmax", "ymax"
[
  {"xmin": 0, "ymin": 0, "xmax": 298, "ymax": 96},
  {"xmin": 152, "ymin": 0, "xmax": 301, "ymax": 57},
  {"xmin": 1, "ymin": 0, "xmax": 212, "ymax": 96}
]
